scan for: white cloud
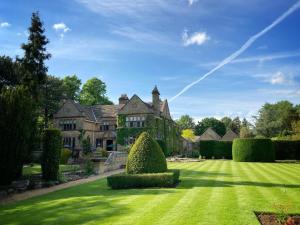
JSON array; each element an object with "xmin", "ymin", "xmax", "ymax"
[
  {"xmin": 188, "ymin": 0, "xmax": 198, "ymax": 6},
  {"xmin": 270, "ymin": 71, "xmax": 292, "ymax": 85},
  {"xmin": 53, "ymin": 23, "xmax": 71, "ymax": 33},
  {"xmin": 0, "ymin": 22, "xmax": 10, "ymax": 28},
  {"xmin": 182, "ymin": 29, "xmax": 210, "ymax": 46}
]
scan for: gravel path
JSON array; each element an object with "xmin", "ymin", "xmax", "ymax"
[{"xmin": 0, "ymin": 169, "xmax": 124, "ymax": 205}]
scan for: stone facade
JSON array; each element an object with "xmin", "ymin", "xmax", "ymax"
[{"xmin": 54, "ymin": 86, "xmax": 181, "ymax": 153}]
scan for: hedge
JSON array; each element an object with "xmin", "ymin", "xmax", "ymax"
[
  {"xmin": 272, "ymin": 140, "xmax": 300, "ymax": 160},
  {"xmin": 126, "ymin": 132, "xmax": 167, "ymax": 174},
  {"xmin": 232, "ymin": 138, "xmax": 275, "ymax": 162},
  {"xmin": 199, "ymin": 141, "xmax": 232, "ymax": 159},
  {"xmin": 107, "ymin": 170, "xmax": 180, "ymax": 189},
  {"xmin": 41, "ymin": 129, "xmax": 62, "ymax": 181}
]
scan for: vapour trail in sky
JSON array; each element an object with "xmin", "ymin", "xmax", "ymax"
[{"xmin": 169, "ymin": 0, "xmax": 300, "ymax": 102}]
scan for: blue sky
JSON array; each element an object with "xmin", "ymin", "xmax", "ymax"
[{"xmin": 1, "ymin": 0, "xmax": 300, "ymax": 122}]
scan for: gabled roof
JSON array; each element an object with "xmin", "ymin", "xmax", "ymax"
[
  {"xmin": 55, "ymin": 99, "xmax": 118, "ymax": 122},
  {"xmin": 199, "ymin": 127, "xmax": 221, "ymax": 141},
  {"xmin": 221, "ymin": 129, "xmax": 238, "ymax": 141}
]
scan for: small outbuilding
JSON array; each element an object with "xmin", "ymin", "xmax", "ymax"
[{"xmin": 221, "ymin": 129, "xmax": 238, "ymax": 141}]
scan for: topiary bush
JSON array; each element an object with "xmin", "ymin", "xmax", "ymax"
[
  {"xmin": 107, "ymin": 170, "xmax": 180, "ymax": 189},
  {"xmin": 232, "ymin": 138, "xmax": 275, "ymax": 162},
  {"xmin": 126, "ymin": 132, "xmax": 167, "ymax": 174},
  {"xmin": 157, "ymin": 140, "xmax": 168, "ymax": 156},
  {"xmin": 41, "ymin": 129, "xmax": 62, "ymax": 181},
  {"xmin": 60, "ymin": 148, "xmax": 72, "ymax": 164},
  {"xmin": 272, "ymin": 140, "xmax": 300, "ymax": 160}
]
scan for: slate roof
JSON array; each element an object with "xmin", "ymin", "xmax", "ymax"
[
  {"xmin": 63, "ymin": 101, "xmax": 119, "ymax": 122},
  {"xmin": 221, "ymin": 129, "xmax": 238, "ymax": 141},
  {"xmin": 199, "ymin": 127, "xmax": 221, "ymax": 141}
]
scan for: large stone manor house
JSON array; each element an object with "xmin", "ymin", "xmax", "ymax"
[{"xmin": 54, "ymin": 86, "xmax": 181, "ymax": 152}]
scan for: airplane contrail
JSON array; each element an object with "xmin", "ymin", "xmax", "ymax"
[{"xmin": 169, "ymin": 1, "xmax": 300, "ymax": 102}]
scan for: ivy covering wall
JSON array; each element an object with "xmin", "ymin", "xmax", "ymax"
[{"xmin": 117, "ymin": 114, "xmax": 182, "ymax": 155}]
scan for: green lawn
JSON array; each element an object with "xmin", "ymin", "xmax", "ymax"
[
  {"xmin": 1, "ymin": 160, "xmax": 300, "ymax": 225},
  {"xmin": 22, "ymin": 164, "xmax": 80, "ymax": 176}
]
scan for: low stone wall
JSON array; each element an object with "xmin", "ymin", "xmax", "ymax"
[{"xmin": 92, "ymin": 151, "xmax": 127, "ymax": 174}]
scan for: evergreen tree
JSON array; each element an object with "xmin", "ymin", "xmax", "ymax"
[{"xmin": 18, "ymin": 11, "xmax": 51, "ymax": 99}]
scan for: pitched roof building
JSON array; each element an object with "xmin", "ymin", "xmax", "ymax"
[
  {"xmin": 221, "ymin": 129, "xmax": 238, "ymax": 141},
  {"xmin": 54, "ymin": 86, "xmax": 181, "ymax": 153}
]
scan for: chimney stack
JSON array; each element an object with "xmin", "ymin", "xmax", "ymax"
[{"xmin": 119, "ymin": 94, "xmax": 129, "ymax": 105}]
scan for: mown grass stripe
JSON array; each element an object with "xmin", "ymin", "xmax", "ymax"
[
  {"xmin": 156, "ymin": 160, "xmax": 222, "ymax": 225},
  {"xmin": 270, "ymin": 164, "xmax": 300, "ymax": 179}
]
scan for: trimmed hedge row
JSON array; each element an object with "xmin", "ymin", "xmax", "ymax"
[
  {"xmin": 272, "ymin": 140, "xmax": 300, "ymax": 160},
  {"xmin": 107, "ymin": 170, "xmax": 180, "ymax": 189},
  {"xmin": 41, "ymin": 129, "xmax": 62, "ymax": 181},
  {"xmin": 233, "ymin": 138, "xmax": 275, "ymax": 162},
  {"xmin": 199, "ymin": 141, "xmax": 232, "ymax": 159}
]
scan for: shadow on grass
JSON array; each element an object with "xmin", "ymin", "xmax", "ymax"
[
  {"xmin": 177, "ymin": 178, "xmax": 300, "ymax": 189},
  {"xmin": 0, "ymin": 178, "xmax": 176, "ymax": 225}
]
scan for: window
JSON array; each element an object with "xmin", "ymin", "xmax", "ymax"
[
  {"xmin": 60, "ymin": 120, "xmax": 76, "ymax": 131},
  {"xmin": 100, "ymin": 122, "xmax": 110, "ymax": 131},
  {"xmin": 96, "ymin": 138, "xmax": 103, "ymax": 147},
  {"xmin": 125, "ymin": 116, "xmax": 145, "ymax": 128},
  {"xmin": 63, "ymin": 137, "xmax": 75, "ymax": 148}
]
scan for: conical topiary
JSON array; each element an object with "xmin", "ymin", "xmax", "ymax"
[{"xmin": 126, "ymin": 132, "xmax": 167, "ymax": 174}]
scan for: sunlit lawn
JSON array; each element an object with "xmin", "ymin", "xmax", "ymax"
[
  {"xmin": 22, "ymin": 164, "xmax": 80, "ymax": 176},
  {"xmin": 1, "ymin": 160, "xmax": 300, "ymax": 225}
]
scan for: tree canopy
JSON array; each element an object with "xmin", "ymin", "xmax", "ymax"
[
  {"xmin": 176, "ymin": 115, "xmax": 195, "ymax": 130},
  {"xmin": 79, "ymin": 77, "xmax": 113, "ymax": 105},
  {"xmin": 255, "ymin": 101, "xmax": 297, "ymax": 137},
  {"xmin": 195, "ymin": 117, "xmax": 226, "ymax": 136},
  {"xmin": 181, "ymin": 129, "xmax": 196, "ymax": 141},
  {"xmin": 62, "ymin": 75, "xmax": 81, "ymax": 101}
]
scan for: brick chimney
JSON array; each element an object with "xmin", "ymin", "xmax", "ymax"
[{"xmin": 119, "ymin": 94, "xmax": 129, "ymax": 105}]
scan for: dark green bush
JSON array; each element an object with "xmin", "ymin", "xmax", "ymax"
[
  {"xmin": 232, "ymin": 138, "xmax": 275, "ymax": 162},
  {"xmin": 126, "ymin": 132, "xmax": 167, "ymax": 174},
  {"xmin": 0, "ymin": 87, "xmax": 35, "ymax": 185},
  {"xmin": 41, "ymin": 129, "xmax": 62, "ymax": 181},
  {"xmin": 157, "ymin": 140, "xmax": 168, "ymax": 156},
  {"xmin": 107, "ymin": 170, "xmax": 180, "ymax": 189},
  {"xmin": 199, "ymin": 141, "xmax": 232, "ymax": 159},
  {"xmin": 214, "ymin": 141, "xmax": 232, "ymax": 159},
  {"xmin": 60, "ymin": 148, "xmax": 72, "ymax": 164},
  {"xmin": 272, "ymin": 140, "xmax": 300, "ymax": 160}
]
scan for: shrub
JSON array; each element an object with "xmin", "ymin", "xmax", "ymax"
[
  {"xmin": 107, "ymin": 170, "xmax": 180, "ymax": 189},
  {"xmin": 83, "ymin": 155, "xmax": 94, "ymax": 175},
  {"xmin": 232, "ymin": 138, "xmax": 275, "ymax": 162},
  {"xmin": 157, "ymin": 140, "xmax": 168, "ymax": 156},
  {"xmin": 60, "ymin": 148, "xmax": 72, "ymax": 164},
  {"xmin": 41, "ymin": 129, "xmax": 62, "ymax": 181},
  {"xmin": 199, "ymin": 141, "xmax": 232, "ymax": 159},
  {"xmin": 272, "ymin": 140, "xmax": 300, "ymax": 160},
  {"xmin": 0, "ymin": 87, "xmax": 35, "ymax": 185},
  {"xmin": 126, "ymin": 132, "xmax": 167, "ymax": 174},
  {"xmin": 95, "ymin": 148, "xmax": 109, "ymax": 157},
  {"xmin": 186, "ymin": 150, "xmax": 200, "ymax": 158}
]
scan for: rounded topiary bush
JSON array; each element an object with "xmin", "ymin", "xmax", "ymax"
[
  {"xmin": 126, "ymin": 132, "xmax": 167, "ymax": 174},
  {"xmin": 232, "ymin": 138, "xmax": 275, "ymax": 162}
]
